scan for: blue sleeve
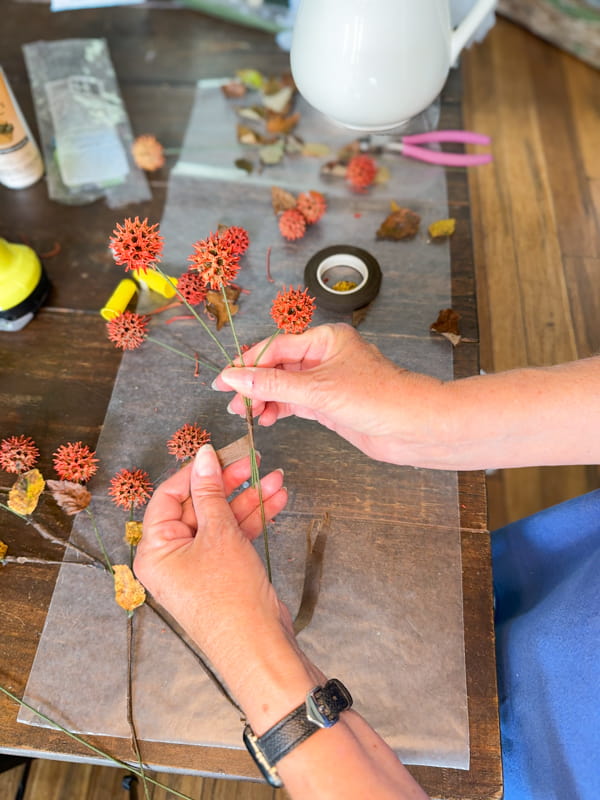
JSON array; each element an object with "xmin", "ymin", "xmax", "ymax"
[{"xmin": 492, "ymin": 490, "xmax": 600, "ymax": 800}]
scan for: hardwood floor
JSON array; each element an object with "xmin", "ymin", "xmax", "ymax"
[
  {"xmin": 463, "ymin": 18, "xmax": 600, "ymax": 530},
  {"xmin": 0, "ymin": 14, "xmax": 597, "ymax": 800}
]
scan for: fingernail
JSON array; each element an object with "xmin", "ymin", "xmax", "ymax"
[
  {"xmin": 226, "ymin": 400, "xmax": 236, "ymax": 415},
  {"xmin": 220, "ymin": 368, "xmax": 254, "ymax": 394},
  {"xmin": 193, "ymin": 443, "xmax": 219, "ymax": 476},
  {"xmin": 210, "ymin": 379, "xmax": 219, "ymax": 390},
  {"xmin": 275, "ymin": 468, "xmax": 284, "ymax": 477}
]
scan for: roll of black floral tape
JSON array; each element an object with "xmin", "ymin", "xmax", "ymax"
[{"xmin": 304, "ymin": 245, "xmax": 382, "ymax": 312}]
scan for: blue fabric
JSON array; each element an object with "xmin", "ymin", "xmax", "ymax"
[{"xmin": 492, "ymin": 490, "xmax": 600, "ymax": 800}]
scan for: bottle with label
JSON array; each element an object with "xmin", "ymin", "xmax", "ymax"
[{"xmin": 0, "ymin": 66, "xmax": 44, "ymax": 189}]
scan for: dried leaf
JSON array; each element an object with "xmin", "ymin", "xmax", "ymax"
[
  {"xmin": 47, "ymin": 479, "xmax": 92, "ymax": 515},
  {"xmin": 271, "ymin": 185, "xmax": 297, "ymax": 215},
  {"xmin": 261, "ymin": 85, "xmax": 294, "ymax": 114},
  {"xmin": 8, "ymin": 469, "xmax": 45, "ymax": 515},
  {"xmin": 428, "ymin": 218, "xmax": 456, "ymax": 241},
  {"xmin": 236, "ymin": 69, "xmax": 265, "ymax": 91},
  {"xmin": 430, "ymin": 308, "xmax": 462, "ymax": 346},
  {"xmin": 285, "ymin": 134, "xmax": 305, "ymax": 155},
  {"xmin": 0, "ymin": 540, "xmax": 7, "ymax": 560},
  {"xmin": 236, "ymin": 105, "xmax": 265, "ymax": 122},
  {"xmin": 320, "ymin": 160, "xmax": 349, "ymax": 179},
  {"xmin": 125, "ymin": 520, "xmax": 143, "ymax": 547},
  {"xmin": 266, "ymin": 111, "xmax": 301, "ymax": 135},
  {"xmin": 337, "ymin": 140, "xmax": 362, "ymax": 162},
  {"xmin": 113, "ymin": 564, "xmax": 146, "ymax": 612},
  {"xmin": 234, "ymin": 157, "xmax": 254, "ymax": 174},
  {"xmin": 236, "ymin": 124, "xmax": 267, "ymax": 146},
  {"xmin": 374, "ymin": 165, "xmax": 391, "ymax": 185},
  {"xmin": 221, "ymin": 80, "xmax": 246, "ymax": 99},
  {"xmin": 376, "ymin": 207, "xmax": 421, "ymax": 240},
  {"xmin": 301, "ymin": 141, "xmax": 332, "ymax": 158},
  {"xmin": 206, "ymin": 287, "xmax": 241, "ymax": 330},
  {"xmin": 259, "ymin": 139, "xmax": 285, "ymax": 166}
]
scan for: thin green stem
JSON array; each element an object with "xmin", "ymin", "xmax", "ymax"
[
  {"xmin": 154, "ymin": 264, "xmax": 232, "ymax": 364},
  {"xmin": 85, "ymin": 507, "xmax": 113, "ymax": 574},
  {"xmin": 127, "ymin": 614, "xmax": 151, "ymax": 800},
  {"xmin": 0, "ymin": 684, "xmax": 196, "ymax": 800},
  {"xmin": 146, "ymin": 335, "xmax": 219, "ymax": 372},
  {"xmin": 253, "ymin": 329, "xmax": 281, "ymax": 366},
  {"xmin": 218, "ymin": 285, "xmax": 272, "ymax": 581}
]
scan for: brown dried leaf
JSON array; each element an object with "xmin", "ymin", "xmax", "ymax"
[
  {"xmin": 428, "ymin": 218, "xmax": 456, "ymax": 241},
  {"xmin": 320, "ymin": 160, "xmax": 350, "ymax": 179},
  {"xmin": 337, "ymin": 140, "xmax": 362, "ymax": 163},
  {"xmin": 221, "ymin": 80, "xmax": 247, "ymax": 99},
  {"xmin": 47, "ymin": 479, "xmax": 92, "ymax": 515},
  {"xmin": 234, "ymin": 157, "xmax": 254, "ymax": 174},
  {"xmin": 236, "ymin": 124, "xmax": 270, "ymax": 146},
  {"xmin": 430, "ymin": 308, "xmax": 462, "ymax": 346},
  {"xmin": 206, "ymin": 287, "xmax": 241, "ymax": 330},
  {"xmin": 271, "ymin": 185, "xmax": 297, "ymax": 215},
  {"xmin": 113, "ymin": 564, "xmax": 146, "ymax": 612},
  {"xmin": 125, "ymin": 520, "xmax": 143, "ymax": 547},
  {"xmin": 8, "ymin": 469, "xmax": 45, "ymax": 515},
  {"xmin": 266, "ymin": 111, "xmax": 301, "ymax": 135},
  {"xmin": 376, "ymin": 207, "xmax": 421, "ymax": 241}
]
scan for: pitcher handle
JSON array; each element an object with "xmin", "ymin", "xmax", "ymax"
[{"xmin": 450, "ymin": 0, "xmax": 496, "ymax": 64}]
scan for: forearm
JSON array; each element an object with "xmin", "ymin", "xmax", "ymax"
[
  {"xmin": 434, "ymin": 356, "xmax": 600, "ymax": 470},
  {"xmin": 206, "ymin": 632, "xmax": 427, "ymax": 799}
]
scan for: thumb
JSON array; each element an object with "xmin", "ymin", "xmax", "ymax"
[
  {"xmin": 190, "ymin": 444, "xmax": 233, "ymax": 542},
  {"xmin": 219, "ymin": 366, "xmax": 315, "ymax": 409}
]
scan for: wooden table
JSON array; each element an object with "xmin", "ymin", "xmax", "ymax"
[{"xmin": 0, "ymin": 6, "xmax": 501, "ymax": 799}]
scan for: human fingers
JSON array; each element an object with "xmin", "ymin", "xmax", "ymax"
[
  {"xmin": 230, "ymin": 469, "xmax": 287, "ymax": 538},
  {"xmin": 142, "ymin": 462, "xmax": 193, "ymax": 542},
  {"xmin": 189, "ymin": 443, "xmax": 239, "ymax": 547}
]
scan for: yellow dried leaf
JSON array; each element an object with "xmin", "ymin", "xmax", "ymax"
[
  {"xmin": 261, "ymin": 85, "xmax": 294, "ymax": 114},
  {"xmin": 113, "ymin": 564, "xmax": 146, "ymax": 612},
  {"xmin": 206, "ymin": 287, "xmax": 241, "ymax": 331},
  {"xmin": 374, "ymin": 165, "xmax": 391, "ymax": 184},
  {"xmin": 125, "ymin": 521, "xmax": 143, "ymax": 547},
  {"xmin": 236, "ymin": 69, "xmax": 264, "ymax": 90},
  {"xmin": 301, "ymin": 142, "xmax": 332, "ymax": 158},
  {"xmin": 428, "ymin": 218, "xmax": 456, "ymax": 240},
  {"xmin": 0, "ymin": 540, "xmax": 7, "ymax": 560},
  {"xmin": 8, "ymin": 469, "xmax": 45, "ymax": 515}
]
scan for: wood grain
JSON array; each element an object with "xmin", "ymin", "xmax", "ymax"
[{"xmin": 463, "ymin": 18, "xmax": 600, "ymax": 528}]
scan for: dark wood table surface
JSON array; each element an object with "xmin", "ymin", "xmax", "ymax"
[{"xmin": 0, "ymin": 5, "xmax": 501, "ymax": 799}]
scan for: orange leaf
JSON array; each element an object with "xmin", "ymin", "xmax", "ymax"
[{"xmin": 376, "ymin": 208, "xmax": 421, "ymax": 241}]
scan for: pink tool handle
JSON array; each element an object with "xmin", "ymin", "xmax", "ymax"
[
  {"xmin": 401, "ymin": 143, "xmax": 492, "ymax": 166},
  {"xmin": 403, "ymin": 130, "xmax": 491, "ymax": 145}
]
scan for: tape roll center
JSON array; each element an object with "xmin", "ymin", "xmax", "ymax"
[{"xmin": 316, "ymin": 254, "xmax": 369, "ymax": 295}]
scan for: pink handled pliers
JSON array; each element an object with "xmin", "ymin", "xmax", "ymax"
[{"xmin": 386, "ymin": 130, "xmax": 492, "ymax": 167}]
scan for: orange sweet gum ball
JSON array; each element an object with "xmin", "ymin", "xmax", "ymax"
[
  {"xmin": 296, "ymin": 190, "xmax": 327, "ymax": 224},
  {"xmin": 346, "ymin": 154, "xmax": 377, "ymax": 189},
  {"xmin": 278, "ymin": 208, "xmax": 307, "ymax": 241}
]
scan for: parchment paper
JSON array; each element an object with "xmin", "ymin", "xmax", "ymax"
[{"xmin": 20, "ymin": 81, "xmax": 470, "ymax": 770}]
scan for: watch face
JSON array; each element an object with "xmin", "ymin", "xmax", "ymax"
[{"xmin": 306, "ymin": 678, "xmax": 353, "ymax": 727}]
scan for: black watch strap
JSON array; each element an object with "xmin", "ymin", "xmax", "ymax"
[{"xmin": 243, "ymin": 678, "xmax": 352, "ymax": 788}]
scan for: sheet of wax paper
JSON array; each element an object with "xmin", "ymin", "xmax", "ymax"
[{"xmin": 20, "ymin": 80, "xmax": 469, "ymax": 769}]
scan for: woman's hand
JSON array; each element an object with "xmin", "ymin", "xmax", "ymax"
[
  {"xmin": 134, "ymin": 445, "xmax": 317, "ymax": 728},
  {"xmin": 214, "ymin": 323, "xmax": 449, "ymax": 467}
]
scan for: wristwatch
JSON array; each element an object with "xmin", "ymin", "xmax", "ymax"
[{"xmin": 243, "ymin": 678, "xmax": 353, "ymax": 788}]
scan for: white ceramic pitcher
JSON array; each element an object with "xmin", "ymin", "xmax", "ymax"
[{"xmin": 290, "ymin": 0, "xmax": 496, "ymax": 131}]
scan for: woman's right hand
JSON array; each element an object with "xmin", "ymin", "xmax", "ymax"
[{"xmin": 213, "ymin": 323, "xmax": 449, "ymax": 467}]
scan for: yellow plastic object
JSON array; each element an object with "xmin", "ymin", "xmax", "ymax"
[
  {"xmin": 133, "ymin": 268, "xmax": 178, "ymax": 298},
  {"xmin": 0, "ymin": 238, "xmax": 42, "ymax": 311},
  {"xmin": 100, "ymin": 278, "xmax": 138, "ymax": 320}
]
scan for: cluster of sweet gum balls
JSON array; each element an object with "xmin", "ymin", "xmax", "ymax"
[{"xmin": 278, "ymin": 190, "xmax": 327, "ymax": 241}]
